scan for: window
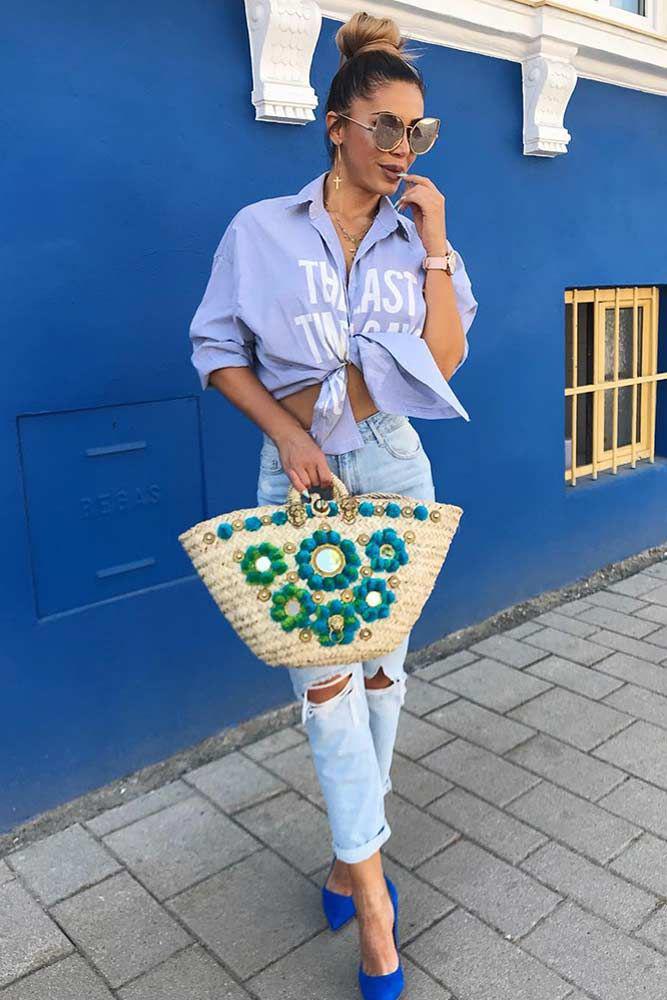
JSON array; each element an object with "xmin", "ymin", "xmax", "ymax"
[
  {"xmin": 564, "ymin": 286, "xmax": 664, "ymax": 485},
  {"xmin": 561, "ymin": 0, "xmax": 661, "ymax": 29}
]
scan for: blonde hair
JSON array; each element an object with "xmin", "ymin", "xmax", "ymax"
[
  {"xmin": 334, "ymin": 11, "xmax": 419, "ymax": 70},
  {"xmin": 324, "ymin": 10, "xmax": 425, "ymax": 165}
]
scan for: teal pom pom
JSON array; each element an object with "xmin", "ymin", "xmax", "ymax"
[
  {"xmin": 386, "ymin": 502, "xmax": 401, "ymax": 517},
  {"xmin": 359, "ymin": 501, "xmax": 374, "ymax": 516},
  {"xmin": 271, "ymin": 511, "xmax": 288, "ymax": 525},
  {"xmin": 216, "ymin": 522, "xmax": 233, "ymax": 540},
  {"xmin": 245, "ymin": 516, "xmax": 262, "ymax": 531},
  {"xmin": 414, "ymin": 504, "xmax": 429, "ymax": 520}
]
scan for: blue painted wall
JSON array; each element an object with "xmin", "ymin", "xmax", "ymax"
[{"xmin": 2, "ymin": 0, "xmax": 665, "ymax": 832}]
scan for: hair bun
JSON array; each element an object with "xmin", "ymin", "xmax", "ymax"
[{"xmin": 335, "ymin": 10, "xmax": 415, "ymax": 67}]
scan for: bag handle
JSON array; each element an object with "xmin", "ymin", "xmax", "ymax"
[{"xmin": 285, "ymin": 471, "xmax": 351, "ymax": 512}]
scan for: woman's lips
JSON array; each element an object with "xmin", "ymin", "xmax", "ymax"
[{"xmin": 380, "ymin": 164, "xmax": 401, "ymax": 181}]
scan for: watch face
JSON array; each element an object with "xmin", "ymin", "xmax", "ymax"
[{"xmin": 448, "ymin": 250, "xmax": 458, "ymax": 274}]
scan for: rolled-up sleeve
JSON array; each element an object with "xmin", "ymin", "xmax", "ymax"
[
  {"xmin": 189, "ymin": 218, "xmax": 255, "ymax": 390},
  {"xmin": 448, "ymin": 238, "xmax": 479, "ymax": 378}
]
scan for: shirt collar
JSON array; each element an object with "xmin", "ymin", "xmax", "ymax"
[{"xmin": 290, "ymin": 170, "xmax": 411, "ymax": 241}]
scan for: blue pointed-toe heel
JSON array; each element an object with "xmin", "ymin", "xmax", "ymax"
[
  {"xmin": 322, "ymin": 856, "xmax": 356, "ymax": 931},
  {"xmin": 358, "ymin": 876, "xmax": 403, "ymax": 1000}
]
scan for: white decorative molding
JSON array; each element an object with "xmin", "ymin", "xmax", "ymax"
[
  {"xmin": 316, "ymin": 0, "xmax": 667, "ymax": 155},
  {"xmin": 522, "ymin": 42, "xmax": 578, "ymax": 155},
  {"xmin": 244, "ymin": 0, "xmax": 322, "ymax": 123}
]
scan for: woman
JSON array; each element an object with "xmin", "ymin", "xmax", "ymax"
[{"xmin": 189, "ymin": 11, "xmax": 478, "ymax": 998}]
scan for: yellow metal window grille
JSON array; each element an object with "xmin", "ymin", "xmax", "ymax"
[{"xmin": 564, "ymin": 286, "xmax": 664, "ymax": 485}]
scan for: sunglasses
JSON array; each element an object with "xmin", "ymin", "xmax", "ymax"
[{"xmin": 336, "ymin": 111, "xmax": 441, "ymax": 155}]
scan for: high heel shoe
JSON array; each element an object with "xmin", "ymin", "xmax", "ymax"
[
  {"xmin": 358, "ymin": 876, "xmax": 403, "ymax": 999},
  {"xmin": 322, "ymin": 856, "xmax": 356, "ymax": 930}
]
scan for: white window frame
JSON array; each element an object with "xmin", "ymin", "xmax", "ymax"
[{"xmin": 562, "ymin": 0, "xmax": 663, "ymax": 33}]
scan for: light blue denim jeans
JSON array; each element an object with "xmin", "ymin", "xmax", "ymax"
[{"xmin": 255, "ymin": 410, "xmax": 436, "ymax": 864}]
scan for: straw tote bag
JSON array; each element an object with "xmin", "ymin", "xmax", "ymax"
[{"xmin": 178, "ymin": 472, "xmax": 463, "ymax": 668}]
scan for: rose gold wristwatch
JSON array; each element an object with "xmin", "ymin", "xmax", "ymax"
[{"xmin": 422, "ymin": 249, "xmax": 457, "ymax": 275}]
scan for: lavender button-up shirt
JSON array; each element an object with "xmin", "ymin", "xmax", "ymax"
[{"xmin": 189, "ymin": 169, "xmax": 478, "ymax": 454}]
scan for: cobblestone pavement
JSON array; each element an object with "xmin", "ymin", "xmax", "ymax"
[{"xmin": 3, "ymin": 561, "xmax": 667, "ymax": 998}]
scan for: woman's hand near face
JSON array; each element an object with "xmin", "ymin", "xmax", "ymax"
[
  {"xmin": 273, "ymin": 427, "xmax": 334, "ymax": 495},
  {"xmin": 396, "ymin": 173, "xmax": 448, "ymax": 255}
]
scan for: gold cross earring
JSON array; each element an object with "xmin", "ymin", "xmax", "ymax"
[{"xmin": 333, "ymin": 143, "xmax": 343, "ymax": 191}]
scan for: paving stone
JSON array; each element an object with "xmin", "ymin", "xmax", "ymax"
[
  {"xmin": 525, "ymin": 654, "xmax": 624, "ymax": 699},
  {"xmin": 598, "ymin": 777, "xmax": 667, "ymax": 839},
  {"xmin": 520, "ymin": 841, "xmax": 658, "ymax": 932},
  {"xmin": 639, "ymin": 623, "xmax": 667, "ymax": 648},
  {"xmin": 640, "ymin": 562, "xmax": 667, "ymax": 582},
  {"xmin": 0, "ymin": 860, "xmax": 15, "ymax": 886},
  {"xmin": 584, "ymin": 589, "xmax": 649, "ymax": 614},
  {"xmin": 467, "ymin": 635, "xmax": 549, "ymax": 669},
  {"xmin": 424, "ymin": 698, "xmax": 535, "ymax": 754},
  {"xmin": 405, "ymin": 905, "xmax": 571, "ymax": 1000},
  {"xmin": 507, "ymin": 687, "xmax": 632, "ymax": 752},
  {"xmin": 530, "ymin": 611, "xmax": 599, "ymax": 638},
  {"xmin": 233, "ymin": 789, "xmax": 331, "ymax": 875},
  {"xmin": 403, "ymin": 675, "xmax": 458, "ymax": 716},
  {"xmin": 51, "ymin": 871, "xmax": 191, "ymax": 989},
  {"xmin": 609, "ymin": 833, "xmax": 667, "ymax": 896},
  {"xmin": 506, "ymin": 781, "xmax": 639, "ymax": 864},
  {"xmin": 241, "ymin": 727, "xmax": 305, "ymax": 761},
  {"xmin": 167, "ymin": 848, "xmax": 323, "ymax": 981},
  {"xmin": 521, "ymin": 627, "xmax": 613, "ymax": 665},
  {"xmin": 635, "ymin": 603, "xmax": 667, "ymax": 626},
  {"xmin": 394, "ymin": 710, "xmax": 456, "ymax": 760},
  {"xmin": 390, "ymin": 752, "xmax": 454, "ymax": 807},
  {"xmin": 0, "ymin": 880, "xmax": 73, "ymax": 989},
  {"xmin": 380, "ymin": 854, "xmax": 456, "ymax": 944},
  {"xmin": 606, "ymin": 574, "xmax": 666, "ymax": 599},
  {"xmin": 421, "ymin": 738, "xmax": 541, "ymax": 807},
  {"xmin": 247, "ymin": 919, "xmax": 453, "ymax": 999},
  {"xmin": 602, "ymin": 682, "xmax": 667, "ymax": 729},
  {"xmin": 117, "ymin": 944, "xmax": 250, "ymax": 999},
  {"xmin": 502, "ymin": 621, "xmax": 544, "ymax": 639},
  {"xmin": 590, "ymin": 650, "xmax": 667, "ymax": 696},
  {"xmin": 634, "ymin": 580, "xmax": 667, "ymax": 604},
  {"xmin": 383, "ymin": 793, "xmax": 459, "ymax": 868},
  {"xmin": 260, "ymin": 740, "xmax": 325, "ymax": 808},
  {"xmin": 506, "ymin": 733, "xmax": 626, "ymax": 801},
  {"xmin": 550, "ymin": 597, "xmax": 594, "ymax": 617},
  {"xmin": 0, "ymin": 954, "xmax": 115, "ymax": 1000},
  {"xmin": 592, "ymin": 719, "xmax": 667, "ymax": 789},
  {"xmin": 427, "ymin": 787, "xmax": 547, "ymax": 864},
  {"xmin": 412, "ymin": 648, "xmax": 477, "ymax": 681},
  {"xmin": 435, "ymin": 658, "xmax": 551, "ymax": 713},
  {"xmin": 5, "ymin": 824, "xmax": 121, "ymax": 905},
  {"xmin": 184, "ymin": 750, "xmax": 287, "ymax": 813},
  {"xmin": 415, "ymin": 838, "xmax": 561, "ymax": 937},
  {"xmin": 636, "ymin": 906, "xmax": 667, "ymax": 954},
  {"xmin": 103, "ymin": 794, "xmax": 260, "ymax": 900},
  {"xmin": 583, "ymin": 629, "xmax": 666, "ymax": 664},
  {"xmin": 576, "ymin": 605, "xmax": 661, "ymax": 639},
  {"xmin": 85, "ymin": 782, "xmax": 192, "ymax": 836},
  {"xmin": 522, "ymin": 899, "xmax": 667, "ymax": 1000}
]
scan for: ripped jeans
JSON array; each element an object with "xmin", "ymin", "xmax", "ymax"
[{"xmin": 256, "ymin": 410, "xmax": 436, "ymax": 864}]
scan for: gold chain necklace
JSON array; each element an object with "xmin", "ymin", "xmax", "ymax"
[{"xmin": 324, "ymin": 201, "xmax": 377, "ymax": 255}]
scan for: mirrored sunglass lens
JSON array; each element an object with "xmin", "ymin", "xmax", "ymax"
[
  {"xmin": 411, "ymin": 119, "xmax": 439, "ymax": 153},
  {"xmin": 375, "ymin": 113, "xmax": 404, "ymax": 150}
]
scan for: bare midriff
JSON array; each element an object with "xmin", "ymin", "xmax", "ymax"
[
  {"xmin": 277, "ymin": 362, "xmax": 379, "ymax": 433},
  {"xmin": 278, "ymin": 204, "xmax": 380, "ymax": 434}
]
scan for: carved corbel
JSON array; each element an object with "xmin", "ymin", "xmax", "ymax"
[
  {"xmin": 522, "ymin": 42, "xmax": 578, "ymax": 156},
  {"xmin": 244, "ymin": 0, "xmax": 322, "ymax": 124}
]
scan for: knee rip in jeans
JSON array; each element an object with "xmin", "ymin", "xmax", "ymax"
[
  {"xmin": 364, "ymin": 668, "xmax": 408, "ymax": 708},
  {"xmin": 301, "ymin": 672, "xmax": 360, "ymax": 727}
]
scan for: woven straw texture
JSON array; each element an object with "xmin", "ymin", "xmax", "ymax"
[{"xmin": 178, "ymin": 471, "xmax": 462, "ymax": 668}]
